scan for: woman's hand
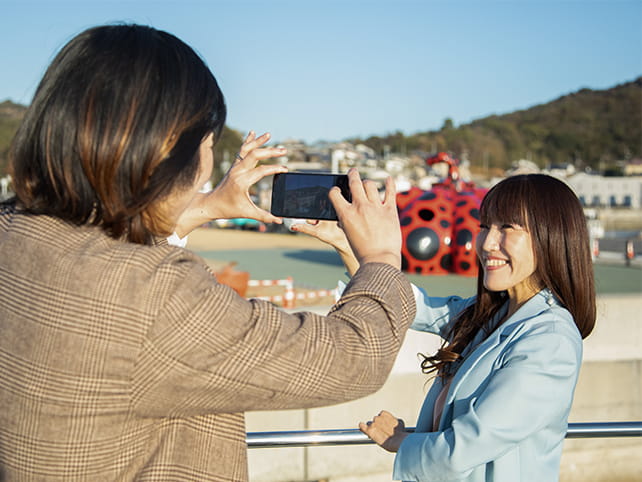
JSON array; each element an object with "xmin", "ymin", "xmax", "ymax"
[
  {"xmin": 359, "ymin": 410, "xmax": 409, "ymax": 453},
  {"xmin": 291, "ymin": 220, "xmax": 349, "ymax": 251},
  {"xmin": 330, "ymin": 169, "xmax": 402, "ymax": 270},
  {"xmin": 291, "ymin": 220, "xmax": 360, "ymax": 275},
  {"xmin": 174, "ymin": 131, "xmax": 287, "ymax": 237}
]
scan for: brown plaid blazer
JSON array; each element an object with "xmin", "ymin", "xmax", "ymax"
[{"xmin": 0, "ymin": 205, "xmax": 415, "ymax": 481}]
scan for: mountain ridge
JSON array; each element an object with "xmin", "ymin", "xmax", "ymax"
[
  {"xmin": 349, "ymin": 76, "xmax": 641, "ymax": 171},
  {"xmin": 1, "ymin": 76, "xmax": 640, "ymax": 174}
]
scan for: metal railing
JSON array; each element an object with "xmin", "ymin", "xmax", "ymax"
[{"xmin": 247, "ymin": 421, "xmax": 642, "ymax": 448}]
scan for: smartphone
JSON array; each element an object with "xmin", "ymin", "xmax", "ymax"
[{"xmin": 271, "ymin": 172, "xmax": 351, "ymax": 221}]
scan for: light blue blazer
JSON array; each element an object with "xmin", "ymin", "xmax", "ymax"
[{"xmin": 394, "ymin": 288, "xmax": 583, "ymax": 481}]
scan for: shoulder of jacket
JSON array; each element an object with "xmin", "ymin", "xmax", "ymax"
[{"xmin": 498, "ymin": 295, "xmax": 581, "ymax": 350}]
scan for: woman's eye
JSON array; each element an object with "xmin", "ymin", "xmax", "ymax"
[
  {"xmin": 501, "ymin": 224, "xmax": 514, "ymax": 230},
  {"xmin": 479, "ymin": 224, "xmax": 489, "ymax": 230}
]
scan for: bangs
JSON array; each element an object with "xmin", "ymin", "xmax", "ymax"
[{"xmin": 480, "ymin": 176, "xmax": 531, "ymax": 229}]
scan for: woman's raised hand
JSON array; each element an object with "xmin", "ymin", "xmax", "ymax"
[
  {"xmin": 208, "ymin": 131, "xmax": 288, "ymax": 221},
  {"xmin": 174, "ymin": 131, "xmax": 287, "ymax": 236},
  {"xmin": 291, "ymin": 220, "xmax": 351, "ymax": 253},
  {"xmin": 330, "ymin": 169, "xmax": 401, "ymax": 270}
]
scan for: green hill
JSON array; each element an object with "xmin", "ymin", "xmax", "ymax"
[
  {"xmin": 1, "ymin": 76, "xmax": 641, "ymax": 175},
  {"xmin": 349, "ymin": 77, "xmax": 642, "ymax": 171},
  {"xmin": 0, "ymin": 100, "xmax": 27, "ymax": 175}
]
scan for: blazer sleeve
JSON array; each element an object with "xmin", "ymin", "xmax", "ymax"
[
  {"xmin": 410, "ymin": 284, "xmax": 474, "ymax": 339},
  {"xmin": 393, "ymin": 312, "xmax": 582, "ymax": 481},
  {"xmin": 131, "ymin": 254, "xmax": 416, "ymax": 416}
]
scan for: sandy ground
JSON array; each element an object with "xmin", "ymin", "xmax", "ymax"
[{"xmin": 186, "ymin": 226, "xmax": 330, "ymax": 252}]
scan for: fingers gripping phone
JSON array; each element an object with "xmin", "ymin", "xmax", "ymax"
[{"xmin": 270, "ymin": 172, "xmax": 351, "ymax": 221}]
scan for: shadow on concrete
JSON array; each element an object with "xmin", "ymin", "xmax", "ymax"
[{"xmin": 283, "ymin": 249, "xmax": 344, "ymax": 267}]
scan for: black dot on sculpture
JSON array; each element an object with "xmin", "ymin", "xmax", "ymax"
[
  {"xmin": 401, "ymin": 254, "xmax": 409, "ymax": 271},
  {"xmin": 440, "ymin": 253, "xmax": 453, "ymax": 270},
  {"xmin": 418, "ymin": 209, "xmax": 435, "ymax": 222},
  {"xmin": 440, "ymin": 220, "xmax": 451, "ymax": 229},
  {"xmin": 419, "ymin": 192, "xmax": 437, "ymax": 201},
  {"xmin": 400, "ymin": 216, "xmax": 412, "ymax": 227},
  {"xmin": 456, "ymin": 229, "xmax": 473, "ymax": 246},
  {"xmin": 460, "ymin": 261, "xmax": 471, "ymax": 271},
  {"xmin": 470, "ymin": 208, "xmax": 480, "ymax": 220},
  {"xmin": 406, "ymin": 227, "xmax": 440, "ymax": 261}
]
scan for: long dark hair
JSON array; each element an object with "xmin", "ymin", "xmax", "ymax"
[
  {"xmin": 9, "ymin": 24, "xmax": 226, "ymax": 244},
  {"xmin": 422, "ymin": 174, "xmax": 596, "ymax": 379}
]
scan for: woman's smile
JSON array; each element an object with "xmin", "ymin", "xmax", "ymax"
[{"xmin": 483, "ymin": 256, "xmax": 509, "ymax": 269}]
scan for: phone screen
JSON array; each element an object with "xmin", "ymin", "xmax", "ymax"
[{"xmin": 270, "ymin": 172, "xmax": 350, "ymax": 221}]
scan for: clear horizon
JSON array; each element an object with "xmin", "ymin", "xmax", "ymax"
[{"xmin": 1, "ymin": 0, "xmax": 640, "ymax": 144}]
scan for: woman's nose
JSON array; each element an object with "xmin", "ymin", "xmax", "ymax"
[{"xmin": 481, "ymin": 227, "xmax": 501, "ymax": 251}]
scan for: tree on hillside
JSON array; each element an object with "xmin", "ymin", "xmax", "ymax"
[{"xmin": 0, "ymin": 101, "xmax": 27, "ymax": 175}]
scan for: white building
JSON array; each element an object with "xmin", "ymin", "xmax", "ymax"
[{"xmin": 566, "ymin": 173, "xmax": 642, "ymax": 209}]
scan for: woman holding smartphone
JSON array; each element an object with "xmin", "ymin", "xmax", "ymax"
[
  {"xmin": 295, "ymin": 173, "xmax": 595, "ymax": 481},
  {"xmin": 0, "ymin": 24, "xmax": 415, "ymax": 481}
]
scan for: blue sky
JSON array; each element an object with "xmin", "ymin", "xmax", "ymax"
[{"xmin": 1, "ymin": 0, "xmax": 640, "ymax": 144}]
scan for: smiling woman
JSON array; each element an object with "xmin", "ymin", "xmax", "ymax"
[
  {"xmin": 373, "ymin": 174, "xmax": 596, "ymax": 481},
  {"xmin": 298, "ymin": 173, "xmax": 597, "ymax": 481},
  {"xmin": 419, "ymin": 174, "xmax": 595, "ymax": 377}
]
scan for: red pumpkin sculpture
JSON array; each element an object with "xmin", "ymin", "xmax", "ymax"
[{"xmin": 397, "ymin": 152, "xmax": 487, "ymax": 276}]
